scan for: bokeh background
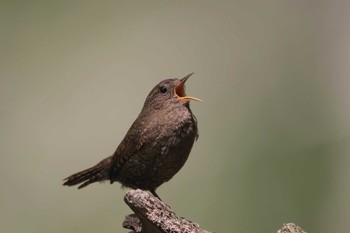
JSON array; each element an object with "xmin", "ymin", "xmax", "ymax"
[{"xmin": 1, "ymin": 1, "xmax": 349, "ymax": 233}]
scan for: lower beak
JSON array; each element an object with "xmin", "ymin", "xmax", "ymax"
[{"xmin": 175, "ymin": 73, "xmax": 203, "ymax": 102}]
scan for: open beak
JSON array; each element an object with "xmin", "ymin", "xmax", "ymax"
[{"xmin": 174, "ymin": 73, "xmax": 203, "ymax": 102}]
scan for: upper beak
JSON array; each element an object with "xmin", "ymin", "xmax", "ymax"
[{"xmin": 174, "ymin": 73, "xmax": 203, "ymax": 102}]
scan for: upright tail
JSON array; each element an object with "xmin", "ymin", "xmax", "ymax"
[{"xmin": 63, "ymin": 156, "xmax": 112, "ymax": 189}]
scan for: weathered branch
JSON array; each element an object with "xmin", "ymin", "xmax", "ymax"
[
  {"xmin": 123, "ymin": 189, "xmax": 211, "ymax": 233},
  {"xmin": 277, "ymin": 223, "xmax": 307, "ymax": 233},
  {"xmin": 123, "ymin": 189, "xmax": 306, "ymax": 233}
]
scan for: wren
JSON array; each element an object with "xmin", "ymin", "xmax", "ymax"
[{"xmin": 63, "ymin": 73, "xmax": 201, "ymax": 198}]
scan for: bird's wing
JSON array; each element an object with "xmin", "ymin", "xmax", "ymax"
[{"xmin": 109, "ymin": 115, "xmax": 160, "ymax": 181}]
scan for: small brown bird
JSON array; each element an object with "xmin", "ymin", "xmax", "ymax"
[{"xmin": 63, "ymin": 73, "xmax": 201, "ymax": 198}]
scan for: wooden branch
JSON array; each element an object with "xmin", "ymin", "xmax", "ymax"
[
  {"xmin": 123, "ymin": 189, "xmax": 212, "ymax": 233},
  {"xmin": 123, "ymin": 189, "xmax": 306, "ymax": 233},
  {"xmin": 277, "ymin": 223, "xmax": 307, "ymax": 233}
]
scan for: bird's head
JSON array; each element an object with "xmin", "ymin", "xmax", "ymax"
[{"xmin": 143, "ymin": 73, "xmax": 202, "ymax": 111}]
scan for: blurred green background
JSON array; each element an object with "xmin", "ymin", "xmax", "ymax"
[{"xmin": 1, "ymin": 1, "xmax": 349, "ymax": 233}]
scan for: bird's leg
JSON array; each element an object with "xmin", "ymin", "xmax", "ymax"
[{"xmin": 150, "ymin": 190, "xmax": 162, "ymax": 201}]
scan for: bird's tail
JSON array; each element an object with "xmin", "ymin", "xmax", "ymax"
[{"xmin": 63, "ymin": 156, "xmax": 112, "ymax": 189}]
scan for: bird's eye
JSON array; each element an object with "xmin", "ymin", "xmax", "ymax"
[{"xmin": 159, "ymin": 86, "xmax": 167, "ymax": 93}]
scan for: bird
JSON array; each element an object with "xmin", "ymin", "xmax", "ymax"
[{"xmin": 63, "ymin": 73, "xmax": 201, "ymax": 198}]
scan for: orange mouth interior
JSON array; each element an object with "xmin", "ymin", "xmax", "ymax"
[
  {"xmin": 174, "ymin": 78, "xmax": 202, "ymax": 102},
  {"xmin": 175, "ymin": 81, "xmax": 186, "ymax": 98}
]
